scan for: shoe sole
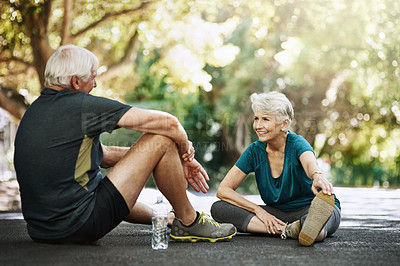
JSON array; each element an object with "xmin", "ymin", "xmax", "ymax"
[
  {"xmin": 298, "ymin": 191, "xmax": 334, "ymax": 246},
  {"xmin": 170, "ymin": 229, "xmax": 237, "ymax": 243}
]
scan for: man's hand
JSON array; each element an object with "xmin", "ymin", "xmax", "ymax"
[
  {"xmin": 181, "ymin": 141, "xmax": 195, "ymax": 162},
  {"xmin": 182, "ymin": 159, "xmax": 210, "ymax": 193}
]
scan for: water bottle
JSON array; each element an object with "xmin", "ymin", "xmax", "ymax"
[{"xmin": 152, "ymin": 196, "xmax": 169, "ymax": 250}]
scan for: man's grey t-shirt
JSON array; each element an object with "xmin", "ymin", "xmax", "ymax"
[{"xmin": 14, "ymin": 87, "xmax": 131, "ymax": 239}]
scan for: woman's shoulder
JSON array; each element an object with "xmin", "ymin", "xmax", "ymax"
[
  {"xmin": 241, "ymin": 140, "xmax": 266, "ymax": 155},
  {"xmin": 287, "ymin": 131, "xmax": 308, "ymax": 143},
  {"xmin": 251, "ymin": 140, "xmax": 267, "ymax": 149},
  {"xmin": 287, "ymin": 132, "xmax": 313, "ymax": 151}
]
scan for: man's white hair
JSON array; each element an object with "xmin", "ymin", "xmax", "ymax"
[
  {"xmin": 250, "ymin": 91, "xmax": 294, "ymax": 127},
  {"xmin": 44, "ymin": 44, "xmax": 99, "ymax": 88}
]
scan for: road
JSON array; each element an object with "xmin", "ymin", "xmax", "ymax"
[{"xmin": 0, "ymin": 187, "xmax": 399, "ymax": 265}]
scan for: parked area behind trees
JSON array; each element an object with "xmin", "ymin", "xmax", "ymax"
[{"xmin": 1, "ymin": 0, "xmax": 399, "ymax": 192}]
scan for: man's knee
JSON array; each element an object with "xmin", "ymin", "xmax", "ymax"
[{"xmin": 137, "ymin": 133, "xmax": 177, "ymax": 153}]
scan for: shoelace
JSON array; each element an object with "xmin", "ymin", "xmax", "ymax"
[
  {"xmin": 198, "ymin": 212, "xmax": 220, "ymax": 227},
  {"xmin": 280, "ymin": 223, "xmax": 289, "ymax": 239}
]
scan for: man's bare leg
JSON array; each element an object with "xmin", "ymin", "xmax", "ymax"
[
  {"xmin": 124, "ymin": 202, "xmax": 153, "ymax": 224},
  {"xmin": 124, "ymin": 202, "xmax": 175, "ymax": 226},
  {"xmin": 107, "ymin": 133, "xmax": 197, "ymax": 226}
]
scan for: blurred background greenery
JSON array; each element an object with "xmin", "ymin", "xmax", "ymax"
[{"xmin": 1, "ymin": 0, "xmax": 399, "ymax": 193}]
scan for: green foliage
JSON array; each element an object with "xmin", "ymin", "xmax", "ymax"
[
  {"xmin": 2, "ymin": 0, "xmax": 400, "ymax": 190},
  {"xmin": 206, "ymin": 0, "xmax": 400, "ymax": 189}
]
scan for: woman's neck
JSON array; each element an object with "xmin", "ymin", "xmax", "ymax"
[{"xmin": 266, "ymin": 132, "xmax": 288, "ymax": 153}]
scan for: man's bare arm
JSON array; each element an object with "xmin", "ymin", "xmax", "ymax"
[{"xmin": 117, "ymin": 107, "xmax": 191, "ymax": 157}]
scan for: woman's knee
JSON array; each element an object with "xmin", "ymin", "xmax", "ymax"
[
  {"xmin": 210, "ymin": 200, "xmax": 229, "ymax": 222},
  {"xmin": 326, "ymin": 206, "xmax": 341, "ymax": 236},
  {"xmin": 211, "ymin": 200, "xmax": 254, "ymax": 233}
]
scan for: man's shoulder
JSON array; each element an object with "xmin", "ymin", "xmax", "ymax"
[
  {"xmin": 81, "ymin": 92, "xmax": 127, "ymax": 106},
  {"xmin": 35, "ymin": 88, "xmax": 87, "ymax": 106}
]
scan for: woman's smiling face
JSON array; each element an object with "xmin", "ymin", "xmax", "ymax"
[{"xmin": 252, "ymin": 112, "xmax": 283, "ymax": 142}]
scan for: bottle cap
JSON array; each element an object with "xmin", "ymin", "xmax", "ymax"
[{"xmin": 156, "ymin": 196, "xmax": 163, "ymax": 204}]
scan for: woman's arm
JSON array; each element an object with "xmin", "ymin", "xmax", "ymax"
[
  {"xmin": 300, "ymin": 151, "xmax": 334, "ymax": 195},
  {"xmin": 217, "ymin": 165, "xmax": 285, "ymax": 233},
  {"xmin": 217, "ymin": 166, "xmax": 262, "ymax": 213}
]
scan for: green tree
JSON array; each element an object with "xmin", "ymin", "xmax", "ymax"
[
  {"xmin": 196, "ymin": 0, "xmax": 400, "ymax": 187},
  {"xmin": 0, "ymin": 0, "xmax": 239, "ymax": 118},
  {"xmin": 1, "ymin": 0, "xmax": 155, "ymax": 118},
  {"xmin": 1, "ymin": 0, "xmax": 399, "ymax": 188}
]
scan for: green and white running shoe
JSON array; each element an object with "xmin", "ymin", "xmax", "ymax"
[
  {"xmin": 170, "ymin": 212, "xmax": 237, "ymax": 243},
  {"xmin": 281, "ymin": 220, "xmax": 301, "ymax": 240}
]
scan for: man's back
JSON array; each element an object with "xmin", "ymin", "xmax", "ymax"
[{"xmin": 14, "ymin": 87, "xmax": 130, "ymax": 239}]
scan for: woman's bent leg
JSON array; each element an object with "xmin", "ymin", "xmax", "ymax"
[
  {"xmin": 211, "ymin": 200, "xmax": 309, "ymax": 234},
  {"xmin": 324, "ymin": 205, "xmax": 341, "ymax": 236},
  {"xmin": 300, "ymin": 205, "xmax": 341, "ymax": 239},
  {"xmin": 211, "ymin": 200, "xmax": 254, "ymax": 232}
]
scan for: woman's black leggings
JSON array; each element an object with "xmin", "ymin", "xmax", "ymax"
[{"xmin": 211, "ymin": 200, "xmax": 341, "ymax": 237}]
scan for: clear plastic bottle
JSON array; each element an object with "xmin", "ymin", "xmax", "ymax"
[{"xmin": 151, "ymin": 196, "xmax": 169, "ymax": 250}]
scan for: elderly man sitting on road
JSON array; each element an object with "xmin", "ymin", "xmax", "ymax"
[{"xmin": 14, "ymin": 44, "xmax": 236, "ymax": 244}]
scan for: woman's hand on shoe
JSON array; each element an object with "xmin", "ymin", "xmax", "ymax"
[{"xmin": 255, "ymin": 207, "xmax": 286, "ymax": 234}]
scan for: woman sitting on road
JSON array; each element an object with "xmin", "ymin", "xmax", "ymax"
[{"xmin": 211, "ymin": 91, "xmax": 341, "ymax": 246}]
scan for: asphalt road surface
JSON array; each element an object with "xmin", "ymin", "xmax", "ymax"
[{"xmin": 1, "ymin": 187, "xmax": 399, "ymax": 266}]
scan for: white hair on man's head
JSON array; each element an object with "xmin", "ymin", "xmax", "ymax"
[
  {"xmin": 250, "ymin": 91, "xmax": 294, "ymax": 126},
  {"xmin": 44, "ymin": 44, "xmax": 99, "ymax": 88}
]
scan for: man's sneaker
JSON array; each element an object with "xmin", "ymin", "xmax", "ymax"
[
  {"xmin": 298, "ymin": 191, "xmax": 335, "ymax": 246},
  {"xmin": 280, "ymin": 220, "xmax": 301, "ymax": 240},
  {"xmin": 170, "ymin": 212, "xmax": 237, "ymax": 243}
]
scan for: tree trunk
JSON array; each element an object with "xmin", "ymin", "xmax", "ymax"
[
  {"xmin": 0, "ymin": 0, "xmax": 152, "ymax": 120},
  {"xmin": 24, "ymin": 1, "xmax": 53, "ymax": 89},
  {"xmin": 0, "ymin": 86, "xmax": 29, "ymax": 120},
  {"xmin": 61, "ymin": 0, "xmax": 73, "ymax": 45}
]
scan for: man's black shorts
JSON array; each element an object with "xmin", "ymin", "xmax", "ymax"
[{"xmin": 32, "ymin": 176, "xmax": 130, "ymax": 244}]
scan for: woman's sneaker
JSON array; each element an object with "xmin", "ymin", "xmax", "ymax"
[
  {"xmin": 170, "ymin": 212, "xmax": 237, "ymax": 242},
  {"xmin": 298, "ymin": 191, "xmax": 334, "ymax": 246},
  {"xmin": 281, "ymin": 220, "xmax": 301, "ymax": 239}
]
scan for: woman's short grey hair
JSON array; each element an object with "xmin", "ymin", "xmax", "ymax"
[
  {"xmin": 250, "ymin": 91, "xmax": 294, "ymax": 126},
  {"xmin": 44, "ymin": 44, "xmax": 99, "ymax": 88}
]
